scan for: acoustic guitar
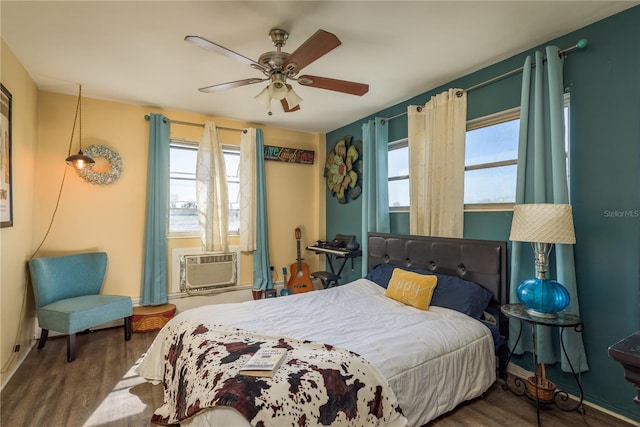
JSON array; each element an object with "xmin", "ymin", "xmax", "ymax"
[{"xmin": 288, "ymin": 228, "xmax": 314, "ymax": 294}]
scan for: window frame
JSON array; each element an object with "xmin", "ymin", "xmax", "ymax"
[
  {"xmin": 464, "ymin": 107, "xmax": 520, "ymax": 212},
  {"xmin": 386, "ymin": 95, "xmax": 570, "ymax": 213},
  {"xmin": 168, "ymin": 137, "xmax": 240, "ymax": 238},
  {"xmin": 464, "ymin": 93, "xmax": 570, "ymax": 212}
]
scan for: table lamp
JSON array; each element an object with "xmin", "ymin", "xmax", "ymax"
[{"xmin": 509, "ymin": 203, "xmax": 576, "ymax": 318}]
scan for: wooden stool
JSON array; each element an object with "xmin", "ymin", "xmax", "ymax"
[{"xmin": 132, "ymin": 303, "xmax": 176, "ymax": 333}]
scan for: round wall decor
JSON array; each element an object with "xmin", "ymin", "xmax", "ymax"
[
  {"xmin": 324, "ymin": 135, "xmax": 362, "ymax": 204},
  {"xmin": 76, "ymin": 144, "xmax": 123, "ymax": 185}
]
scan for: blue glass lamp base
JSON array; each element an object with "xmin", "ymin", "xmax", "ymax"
[{"xmin": 517, "ymin": 278, "xmax": 570, "ymax": 318}]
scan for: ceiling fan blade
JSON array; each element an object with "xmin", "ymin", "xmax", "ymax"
[
  {"xmin": 199, "ymin": 78, "xmax": 265, "ymax": 93},
  {"xmin": 185, "ymin": 35, "xmax": 268, "ymax": 72},
  {"xmin": 297, "ymin": 75, "xmax": 369, "ymax": 96},
  {"xmin": 283, "ymin": 30, "xmax": 341, "ymax": 73},
  {"xmin": 281, "ymin": 98, "xmax": 301, "ymax": 113}
]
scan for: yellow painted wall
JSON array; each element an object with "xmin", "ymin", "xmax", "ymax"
[
  {"xmin": 0, "ymin": 40, "xmax": 39, "ymax": 386},
  {"xmin": 34, "ymin": 93, "xmax": 324, "ymax": 292},
  {"xmin": 162, "ymin": 109, "xmax": 326, "ymax": 287},
  {"xmin": 1, "ymin": 39, "xmax": 326, "ymax": 386}
]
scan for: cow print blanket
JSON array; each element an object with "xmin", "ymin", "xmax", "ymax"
[{"xmin": 150, "ymin": 321, "xmax": 404, "ymax": 426}]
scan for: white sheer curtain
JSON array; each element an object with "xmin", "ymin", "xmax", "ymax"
[
  {"xmin": 239, "ymin": 128, "xmax": 257, "ymax": 252},
  {"xmin": 197, "ymin": 121, "xmax": 229, "ymax": 252},
  {"xmin": 408, "ymin": 89, "xmax": 467, "ymax": 238}
]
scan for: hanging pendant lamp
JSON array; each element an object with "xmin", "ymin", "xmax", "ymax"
[{"xmin": 65, "ymin": 85, "xmax": 95, "ymax": 169}]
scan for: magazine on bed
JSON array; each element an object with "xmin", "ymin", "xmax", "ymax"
[{"xmin": 239, "ymin": 347, "xmax": 287, "ymax": 377}]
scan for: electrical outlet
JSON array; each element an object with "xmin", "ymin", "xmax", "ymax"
[{"xmin": 13, "ymin": 345, "xmax": 20, "ymax": 352}]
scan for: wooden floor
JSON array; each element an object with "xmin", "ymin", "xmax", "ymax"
[{"xmin": 1, "ymin": 326, "xmax": 636, "ymax": 427}]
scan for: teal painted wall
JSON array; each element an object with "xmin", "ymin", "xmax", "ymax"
[
  {"xmin": 326, "ymin": 6, "xmax": 640, "ymax": 421},
  {"xmin": 326, "ymin": 125, "xmax": 367, "ymax": 283}
]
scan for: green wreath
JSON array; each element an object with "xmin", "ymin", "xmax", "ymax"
[{"xmin": 77, "ymin": 145, "xmax": 123, "ymax": 185}]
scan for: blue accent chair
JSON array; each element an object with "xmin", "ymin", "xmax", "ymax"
[{"xmin": 28, "ymin": 252, "xmax": 133, "ymax": 362}]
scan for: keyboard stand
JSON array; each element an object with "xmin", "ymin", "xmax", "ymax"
[
  {"xmin": 311, "ymin": 271, "xmax": 340, "ymax": 289},
  {"xmin": 305, "ymin": 246, "xmax": 362, "ymax": 288}
]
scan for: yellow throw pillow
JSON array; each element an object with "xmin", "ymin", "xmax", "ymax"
[{"xmin": 385, "ymin": 269, "xmax": 438, "ymax": 310}]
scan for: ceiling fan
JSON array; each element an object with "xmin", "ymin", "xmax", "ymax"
[{"xmin": 185, "ymin": 28, "xmax": 369, "ymax": 114}]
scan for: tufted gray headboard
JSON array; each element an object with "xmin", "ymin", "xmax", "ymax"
[
  {"xmin": 367, "ymin": 232, "xmax": 509, "ymax": 378},
  {"xmin": 367, "ymin": 233, "xmax": 509, "ymax": 379},
  {"xmin": 368, "ymin": 232, "xmax": 507, "ymax": 305}
]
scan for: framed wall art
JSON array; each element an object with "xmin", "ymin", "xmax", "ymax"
[{"xmin": 1, "ymin": 84, "xmax": 13, "ymax": 228}]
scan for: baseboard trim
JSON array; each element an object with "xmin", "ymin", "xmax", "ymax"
[{"xmin": 0, "ymin": 340, "xmax": 37, "ymax": 392}]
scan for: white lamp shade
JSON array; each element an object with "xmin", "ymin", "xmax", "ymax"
[
  {"xmin": 254, "ymin": 86, "xmax": 271, "ymax": 109},
  {"xmin": 285, "ymin": 86, "xmax": 303, "ymax": 109},
  {"xmin": 510, "ymin": 203, "xmax": 576, "ymax": 244},
  {"xmin": 268, "ymin": 81, "xmax": 288, "ymax": 100}
]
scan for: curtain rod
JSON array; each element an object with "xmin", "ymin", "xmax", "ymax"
[
  {"xmin": 143, "ymin": 114, "xmax": 247, "ymax": 133},
  {"xmin": 382, "ymin": 39, "xmax": 588, "ymax": 122}
]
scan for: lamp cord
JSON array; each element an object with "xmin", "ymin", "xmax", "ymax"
[
  {"xmin": 67, "ymin": 85, "xmax": 82, "ymax": 156},
  {"xmin": 30, "ymin": 167, "xmax": 69, "ymax": 258}
]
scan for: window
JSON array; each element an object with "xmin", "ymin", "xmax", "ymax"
[
  {"xmin": 388, "ymin": 95, "xmax": 569, "ymax": 212},
  {"xmin": 387, "ymin": 116, "xmax": 520, "ymax": 211},
  {"xmin": 388, "ymin": 138, "xmax": 409, "ymax": 210},
  {"xmin": 464, "ymin": 108, "xmax": 520, "ymax": 209},
  {"xmin": 169, "ymin": 138, "xmax": 240, "ymax": 236},
  {"xmin": 465, "ymin": 94, "xmax": 570, "ymax": 210}
]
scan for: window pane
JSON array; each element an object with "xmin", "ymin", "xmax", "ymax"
[
  {"xmin": 389, "ymin": 178, "xmax": 410, "ymax": 208},
  {"xmin": 389, "ymin": 146, "xmax": 408, "ymax": 178},
  {"xmin": 228, "ymin": 182, "xmax": 239, "ymax": 208},
  {"xmin": 464, "ymin": 165, "xmax": 517, "ymax": 204},
  {"xmin": 169, "ymin": 178, "xmax": 198, "ymax": 232},
  {"xmin": 466, "ymin": 119, "xmax": 519, "ymax": 167},
  {"xmin": 229, "ymin": 209, "xmax": 239, "ymax": 233},
  {"xmin": 170, "ymin": 146, "xmax": 197, "ymax": 177},
  {"xmin": 224, "ymin": 150, "xmax": 240, "ymax": 234},
  {"xmin": 169, "ymin": 144, "xmax": 198, "ymax": 233},
  {"xmin": 224, "ymin": 150, "xmax": 240, "ymax": 179},
  {"xmin": 170, "ymin": 178, "xmax": 196, "ymax": 205},
  {"xmin": 169, "ymin": 142, "xmax": 241, "ymax": 234}
]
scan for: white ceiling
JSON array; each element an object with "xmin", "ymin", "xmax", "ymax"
[{"xmin": 2, "ymin": 1, "xmax": 637, "ymax": 133}]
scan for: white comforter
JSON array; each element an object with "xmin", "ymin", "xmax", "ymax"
[{"xmin": 137, "ymin": 279, "xmax": 496, "ymax": 426}]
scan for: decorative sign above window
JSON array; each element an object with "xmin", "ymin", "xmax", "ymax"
[
  {"xmin": 264, "ymin": 145, "xmax": 315, "ymax": 165},
  {"xmin": 325, "ymin": 135, "xmax": 362, "ymax": 204}
]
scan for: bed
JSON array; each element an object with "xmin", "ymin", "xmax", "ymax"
[{"xmin": 137, "ymin": 232, "xmax": 508, "ymax": 426}]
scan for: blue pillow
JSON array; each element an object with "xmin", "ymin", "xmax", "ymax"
[
  {"xmin": 480, "ymin": 320, "xmax": 504, "ymax": 352},
  {"xmin": 364, "ymin": 263, "xmax": 396, "ymax": 288},
  {"xmin": 430, "ymin": 272, "xmax": 493, "ymax": 320},
  {"xmin": 365, "ymin": 263, "xmax": 493, "ymax": 319}
]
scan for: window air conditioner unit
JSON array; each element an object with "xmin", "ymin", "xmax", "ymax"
[{"xmin": 180, "ymin": 252, "xmax": 237, "ymax": 295}]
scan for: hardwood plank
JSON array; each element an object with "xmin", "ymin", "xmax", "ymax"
[
  {"xmin": 1, "ymin": 327, "xmax": 161, "ymax": 427},
  {"xmin": 1, "ymin": 327, "xmax": 636, "ymax": 426}
]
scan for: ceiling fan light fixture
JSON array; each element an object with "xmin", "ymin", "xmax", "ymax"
[
  {"xmin": 285, "ymin": 86, "xmax": 303, "ymax": 109},
  {"xmin": 188, "ymin": 28, "xmax": 367, "ymax": 110},
  {"xmin": 255, "ymin": 86, "xmax": 272, "ymax": 109},
  {"xmin": 268, "ymin": 80, "xmax": 288, "ymax": 100}
]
